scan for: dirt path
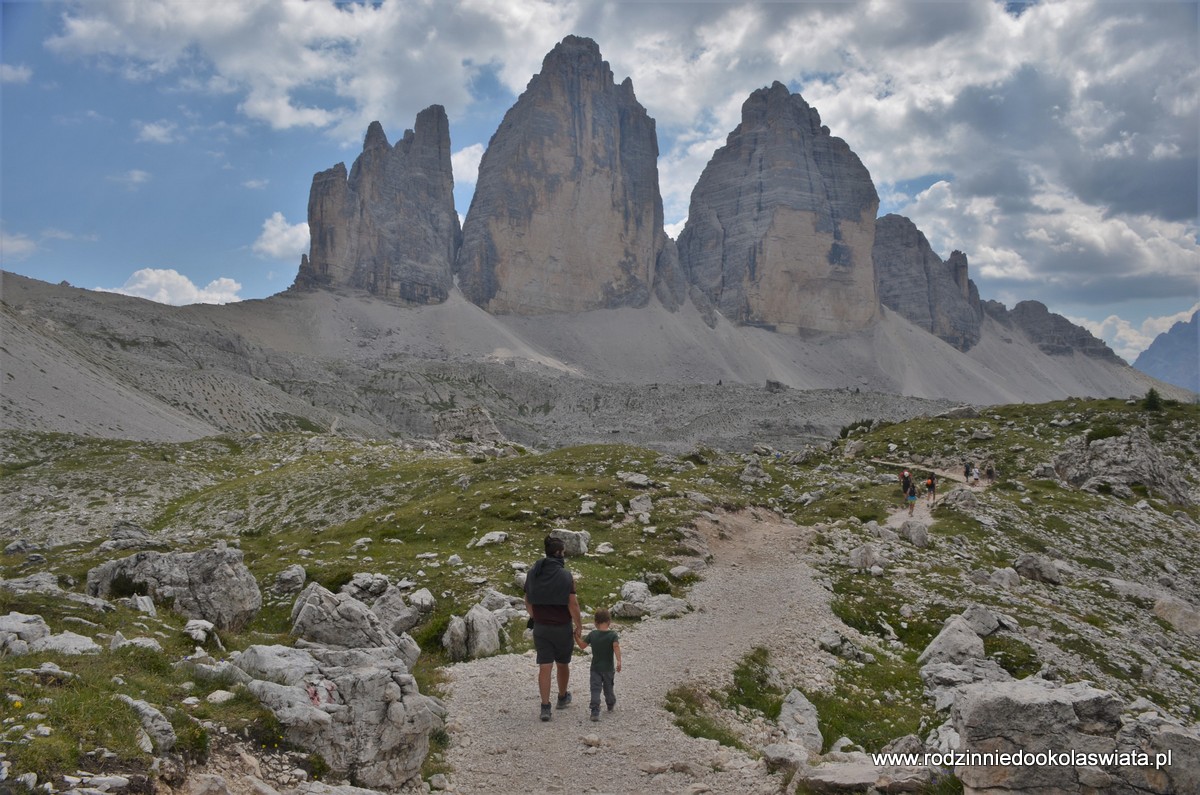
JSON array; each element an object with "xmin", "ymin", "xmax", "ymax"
[{"xmin": 441, "ymin": 509, "xmax": 848, "ymax": 795}]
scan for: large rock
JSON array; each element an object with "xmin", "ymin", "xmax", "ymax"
[
  {"xmin": 549, "ymin": 528, "xmax": 590, "ymax": 557},
  {"xmin": 951, "ymin": 678, "xmax": 1200, "ymax": 795},
  {"xmin": 464, "ymin": 604, "xmax": 502, "ymax": 659},
  {"xmin": 917, "ymin": 615, "xmax": 984, "ymax": 667},
  {"xmin": 678, "ymin": 81, "xmax": 879, "ymax": 333},
  {"xmin": 778, "ymin": 689, "xmax": 823, "ymax": 754},
  {"xmin": 873, "ymin": 214, "xmax": 982, "ymax": 351},
  {"xmin": 86, "ymin": 545, "xmax": 261, "ymax": 630},
  {"xmin": 290, "ymin": 584, "xmax": 420, "ymax": 671},
  {"xmin": 1052, "ymin": 426, "xmax": 1192, "ymax": 505},
  {"xmin": 1013, "ymin": 552, "xmax": 1062, "ymax": 585},
  {"xmin": 295, "ymin": 107, "xmax": 460, "ymax": 304},
  {"xmin": 233, "ymin": 644, "xmax": 444, "ymax": 790},
  {"xmin": 456, "ymin": 35, "xmax": 676, "ymax": 314},
  {"xmin": 0, "ymin": 612, "xmax": 50, "ymax": 655},
  {"xmin": 370, "ymin": 587, "xmax": 423, "ymax": 635}
]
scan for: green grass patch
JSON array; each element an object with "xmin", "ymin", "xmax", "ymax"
[{"xmin": 664, "ymin": 685, "xmax": 748, "ymax": 751}]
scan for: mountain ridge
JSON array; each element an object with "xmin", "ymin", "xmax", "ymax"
[{"xmin": 1, "ymin": 270, "xmax": 1188, "ymax": 447}]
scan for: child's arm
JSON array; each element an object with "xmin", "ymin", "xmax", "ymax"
[
  {"xmin": 577, "ymin": 635, "xmax": 588, "ymax": 650},
  {"xmin": 614, "ymin": 640, "xmax": 622, "ymax": 672}
]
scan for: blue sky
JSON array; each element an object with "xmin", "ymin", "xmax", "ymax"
[{"xmin": 2, "ymin": 0, "xmax": 1197, "ymax": 362}]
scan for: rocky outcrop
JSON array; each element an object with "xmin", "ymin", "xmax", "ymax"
[
  {"xmin": 984, "ymin": 300, "xmax": 1122, "ymax": 361},
  {"xmin": 1135, "ymin": 310, "xmax": 1199, "ymax": 394},
  {"xmin": 85, "ymin": 545, "xmax": 261, "ymax": 630},
  {"xmin": 1053, "ymin": 426, "xmax": 1193, "ymax": 505},
  {"xmin": 290, "ymin": 583, "xmax": 420, "ymax": 671},
  {"xmin": 952, "ymin": 679, "xmax": 1200, "ymax": 795},
  {"xmin": 455, "ymin": 36, "xmax": 675, "ymax": 314},
  {"xmin": 232, "ymin": 644, "xmax": 444, "ymax": 790},
  {"xmin": 296, "ymin": 107, "xmax": 460, "ymax": 304},
  {"xmin": 873, "ymin": 214, "xmax": 982, "ymax": 350},
  {"xmin": 678, "ymin": 82, "xmax": 880, "ymax": 333}
]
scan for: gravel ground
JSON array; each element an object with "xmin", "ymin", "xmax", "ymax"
[{"xmin": 442, "ymin": 509, "xmax": 852, "ymax": 795}]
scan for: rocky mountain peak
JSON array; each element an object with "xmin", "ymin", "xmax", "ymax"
[
  {"xmin": 1134, "ymin": 310, "xmax": 1198, "ymax": 393},
  {"xmin": 873, "ymin": 213, "xmax": 982, "ymax": 351},
  {"xmin": 296, "ymin": 105, "xmax": 460, "ymax": 305},
  {"xmin": 985, "ymin": 299, "xmax": 1121, "ymax": 361},
  {"xmin": 678, "ymin": 82, "xmax": 880, "ymax": 333},
  {"xmin": 362, "ymin": 119, "xmax": 389, "ymax": 150},
  {"xmin": 455, "ymin": 35, "xmax": 672, "ymax": 315}
]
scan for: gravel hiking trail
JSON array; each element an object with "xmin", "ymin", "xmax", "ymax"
[{"xmin": 442, "ymin": 509, "xmax": 847, "ymax": 794}]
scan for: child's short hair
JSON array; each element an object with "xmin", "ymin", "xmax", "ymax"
[{"xmin": 594, "ymin": 608, "xmax": 611, "ymax": 624}]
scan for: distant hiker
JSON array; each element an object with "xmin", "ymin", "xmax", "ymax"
[
  {"xmin": 926, "ymin": 473, "xmax": 937, "ymax": 503},
  {"xmin": 972, "ymin": 465, "xmax": 981, "ymax": 486},
  {"xmin": 524, "ymin": 535, "xmax": 584, "ymax": 722},
  {"xmin": 907, "ymin": 481, "xmax": 919, "ymax": 516},
  {"xmin": 900, "ymin": 469, "xmax": 912, "ymax": 498},
  {"xmin": 985, "ymin": 461, "xmax": 996, "ymax": 483},
  {"xmin": 963, "ymin": 461, "xmax": 971, "ymax": 482},
  {"xmin": 578, "ymin": 607, "xmax": 622, "ymax": 722}
]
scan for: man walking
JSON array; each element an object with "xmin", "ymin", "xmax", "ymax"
[{"xmin": 524, "ymin": 535, "xmax": 584, "ymax": 721}]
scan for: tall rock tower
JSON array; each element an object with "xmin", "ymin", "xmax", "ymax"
[
  {"xmin": 296, "ymin": 106, "xmax": 460, "ymax": 304},
  {"xmin": 456, "ymin": 36, "xmax": 673, "ymax": 314},
  {"xmin": 873, "ymin": 213, "xmax": 983, "ymax": 350},
  {"xmin": 678, "ymin": 83, "xmax": 880, "ymax": 333}
]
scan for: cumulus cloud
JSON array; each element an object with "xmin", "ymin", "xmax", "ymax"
[
  {"xmin": 97, "ymin": 268, "xmax": 242, "ymax": 305},
  {"xmin": 108, "ymin": 169, "xmax": 151, "ymax": 189},
  {"xmin": 242, "ymin": 178, "xmax": 269, "ymax": 190},
  {"xmin": 135, "ymin": 119, "xmax": 181, "ymax": 143},
  {"xmin": 1, "ymin": 231, "xmax": 38, "ymax": 262},
  {"xmin": 252, "ymin": 212, "xmax": 308, "ymax": 260},
  {"xmin": 0, "ymin": 64, "xmax": 33, "ymax": 84},
  {"xmin": 451, "ymin": 143, "xmax": 485, "ymax": 189}
]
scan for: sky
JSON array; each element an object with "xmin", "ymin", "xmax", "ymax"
[{"xmin": 1, "ymin": 0, "xmax": 1197, "ymax": 364}]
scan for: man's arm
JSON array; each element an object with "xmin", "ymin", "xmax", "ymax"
[{"xmin": 568, "ymin": 593, "xmax": 583, "ymax": 639}]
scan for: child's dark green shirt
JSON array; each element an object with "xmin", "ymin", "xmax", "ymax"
[{"xmin": 586, "ymin": 628, "xmax": 619, "ymax": 673}]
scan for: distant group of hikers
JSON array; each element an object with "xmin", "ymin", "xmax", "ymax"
[
  {"xmin": 899, "ymin": 468, "xmax": 937, "ymax": 515},
  {"xmin": 899, "ymin": 459, "xmax": 997, "ymax": 515},
  {"xmin": 962, "ymin": 460, "xmax": 997, "ymax": 487}
]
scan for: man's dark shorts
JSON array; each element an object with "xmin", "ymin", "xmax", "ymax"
[{"xmin": 533, "ymin": 622, "xmax": 574, "ymax": 664}]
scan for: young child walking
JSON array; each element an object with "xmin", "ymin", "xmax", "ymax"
[{"xmin": 578, "ymin": 608, "xmax": 622, "ymax": 721}]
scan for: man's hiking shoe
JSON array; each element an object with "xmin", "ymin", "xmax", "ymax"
[
  {"xmin": 540, "ymin": 703, "xmax": 552, "ymax": 722},
  {"xmin": 607, "ymin": 701, "xmax": 615, "ymax": 712},
  {"xmin": 556, "ymin": 692, "xmax": 572, "ymax": 709},
  {"xmin": 590, "ymin": 708, "xmax": 600, "ymax": 721}
]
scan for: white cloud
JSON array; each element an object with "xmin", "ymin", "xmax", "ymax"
[
  {"xmin": 135, "ymin": 119, "xmax": 181, "ymax": 143},
  {"xmin": 1068, "ymin": 303, "xmax": 1200, "ymax": 363},
  {"xmin": 1, "ymin": 231, "xmax": 38, "ymax": 262},
  {"xmin": 451, "ymin": 143, "xmax": 485, "ymax": 188},
  {"xmin": 97, "ymin": 268, "xmax": 242, "ymax": 305},
  {"xmin": 252, "ymin": 212, "xmax": 309, "ymax": 260},
  {"xmin": 242, "ymin": 178, "xmax": 269, "ymax": 190},
  {"xmin": 0, "ymin": 64, "xmax": 33, "ymax": 84},
  {"xmin": 109, "ymin": 169, "xmax": 151, "ymax": 189}
]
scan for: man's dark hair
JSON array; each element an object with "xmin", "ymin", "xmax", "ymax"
[{"xmin": 544, "ymin": 535, "xmax": 566, "ymax": 557}]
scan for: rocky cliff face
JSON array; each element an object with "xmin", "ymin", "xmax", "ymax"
[
  {"xmin": 677, "ymin": 82, "xmax": 880, "ymax": 333},
  {"xmin": 1135, "ymin": 311, "xmax": 1198, "ymax": 393},
  {"xmin": 984, "ymin": 300, "xmax": 1121, "ymax": 361},
  {"xmin": 456, "ymin": 36, "xmax": 674, "ymax": 314},
  {"xmin": 296, "ymin": 106, "xmax": 460, "ymax": 304},
  {"xmin": 873, "ymin": 214, "xmax": 982, "ymax": 350}
]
